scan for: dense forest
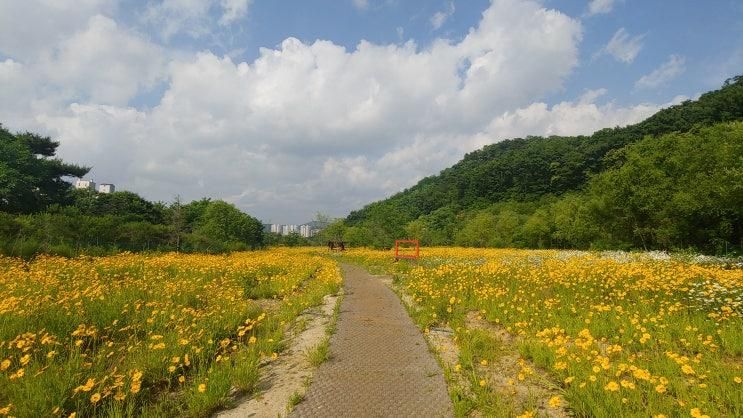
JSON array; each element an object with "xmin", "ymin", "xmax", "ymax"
[
  {"xmin": 0, "ymin": 127, "xmax": 264, "ymax": 257},
  {"xmin": 343, "ymin": 76, "xmax": 743, "ymax": 254}
]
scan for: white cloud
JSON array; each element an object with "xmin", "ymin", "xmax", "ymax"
[
  {"xmin": 596, "ymin": 28, "xmax": 644, "ymax": 63},
  {"xmin": 352, "ymin": 0, "xmax": 369, "ymax": 11},
  {"xmin": 481, "ymin": 89, "xmax": 661, "ymax": 140},
  {"xmin": 586, "ymin": 0, "xmax": 615, "ymax": 16},
  {"xmin": 0, "ymin": 0, "xmax": 117, "ymax": 61},
  {"xmin": 142, "ymin": 0, "xmax": 252, "ymax": 40},
  {"xmin": 635, "ymin": 55, "xmax": 685, "ymax": 90},
  {"xmin": 430, "ymin": 2, "xmax": 456, "ymax": 30},
  {"xmin": 44, "ymin": 15, "xmax": 166, "ymax": 105},
  {"xmin": 3, "ymin": 0, "xmax": 670, "ymax": 223},
  {"xmin": 219, "ymin": 0, "xmax": 252, "ymax": 25}
]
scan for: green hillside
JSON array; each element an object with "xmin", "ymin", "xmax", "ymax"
[{"xmin": 344, "ymin": 76, "xmax": 743, "ymax": 254}]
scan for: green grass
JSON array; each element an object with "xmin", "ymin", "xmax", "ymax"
[{"xmin": 305, "ymin": 337, "xmax": 331, "ymax": 367}]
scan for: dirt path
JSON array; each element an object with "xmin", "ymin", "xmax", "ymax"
[
  {"xmin": 291, "ymin": 263, "xmax": 453, "ymax": 418},
  {"xmin": 216, "ymin": 293, "xmax": 340, "ymax": 418}
]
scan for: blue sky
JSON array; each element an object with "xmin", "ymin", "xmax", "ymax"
[{"xmin": 1, "ymin": 0, "xmax": 742, "ymax": 223}]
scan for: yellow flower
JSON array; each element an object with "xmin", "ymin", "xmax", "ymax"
[
  {"xmin": 478, "ymin": 379, "xmax": 486, "ymax": 387},
  {"xmin": 248, "ymin": 336, "xmax": 257, "ymax": 344},
  {"xmin": 653, "ymin": 415, "xmax": 667, "ymax": 418},
  {"xmin": 681, "ymin": 364, "xmax": 695, "ymax": 375},
  {"xmin": 178, "ymin": 375, "xmax": 186, "ymax": 384},
  {"xmin": 75, "ymin": 378, "xmax": 96, "ymax": 393},
  {"xmin": 690, "ymin": 408, "xmax": 710, "ymax": 418},
  {"xmin": 604, "ymin": 381, "xmax": 620, "ymax": 392},
  {"xmin": 564, "ymin": 376, "xmax": 575, "ymax": 384},
  {"xmin": 9, "ymin": 368, "xmax": 24, "ymax": 380},
  {"xmin": 0, "ymin": 360, "xmax": 10, "ymax": 371},
  {"xmin": 655, "ymin": 384, "xmax": 666, "ymax": 393},
  {"xmin": 620, "ymin": 380, "xmax": 635, "ymax": 389},
  {"xmin": 734, "ymin": 376, "xmax": 742, "ymax": 384},
  {"xmin": 516, "ymin": 411, "xmax": 535, "ymax": 418},
  {"xmin": 90, "ymin": 393, "xmax": 101, "ymax": 404},
  {"xmin": 547, "ymin": 396, "xmax": 561, "ymax": 408},
  {"xmin": 198, "ymin": 383, "xmax": 207, "ymax": 393},
  {"xmin": 480, "ymin": 359, "xmax": 488, "ymax": 366}
]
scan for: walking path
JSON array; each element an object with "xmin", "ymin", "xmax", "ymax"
[{"xmin": 291, "ymin": 264, "xmax": 453, "ymax": 417}]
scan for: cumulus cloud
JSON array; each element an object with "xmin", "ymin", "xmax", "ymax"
[
  {"xmin": 44, "ymin": 16, "xmax": 166, "ymax": 105},
  {"xmin": 0, "ymin": 0, "xmax": 117, "ymax": 61},
  {"xmin": 430, "ymin": 2, "xmax": 455, "ymax": 30},
  {"xmin": 480, "ymin": 89, "xmax": 662, "ymax": 141},
  {"xmin": 635, "ymin": 55, "xmax": 686, "ymax": 90},
  {"xmin": 2, "ymin": 0, "xmax": 671, "ymax": 222},
  {"xmin": 586, "ymin": 0, "xmax": 615, "ymax": 16},
  {"xmin": 596, "ymin": 28, "xmax": 644, "ymax": 63}
]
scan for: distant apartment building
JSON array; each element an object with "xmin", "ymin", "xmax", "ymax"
[
  {"xmin": 98, "ymin": 183, "xmax": 115, "ymax": 194},
  {"xmin": 74, "ymin": 179, "xmax": 96, "ymax": 191},
  {"xmin": 267, "ymin": 222, "xmax": 324, "ymax": 237},
  {"xmin": 300, "ymin": 224, "xmax": 313, "ymax": 238}
]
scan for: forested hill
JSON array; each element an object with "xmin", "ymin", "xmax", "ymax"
[{"xmin": 343, "ymin": 76, "xmax": 743, "ymax": 253}]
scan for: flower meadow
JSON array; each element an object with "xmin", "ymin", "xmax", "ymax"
[
  {"xmin": 345, "ymin": 248, "xmax": 743, "ymax": 418},
  {"xmin": 0, "ymin": 249, "xmax": 341, "ymax": 418}
]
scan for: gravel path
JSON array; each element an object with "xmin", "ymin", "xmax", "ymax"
[{"xmin": 291, "ymin": 263, "xmax": 453, "ymax": 418}]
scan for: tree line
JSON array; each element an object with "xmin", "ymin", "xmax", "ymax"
[
  {"xmin": 0, "ymin": 127, "xmax": 264, "ymax": 258},
  {"xmin": 341, "ymin": 76, "xmax": 743, "ymax": 255}
]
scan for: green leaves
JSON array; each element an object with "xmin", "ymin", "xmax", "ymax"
[{"xmin": 0, "ymin": 126, "xmax": 90, "ymax": 213}]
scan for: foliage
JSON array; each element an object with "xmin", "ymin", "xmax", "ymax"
[
  {"xmin": 345, "ymin": 77, "xmax": 743, "ymax": 254},
  {"xmin": 191, "ymin": 201, "xmax": 264, "ymax": 251},
  {"xmin": 71, "ymin": 189, "xmax": 166, "ymax": 224},
  {"xmin": 0, "ymin": 126, "xmax": 89, "ymax": 213},
  {"xmin": 584, "ymin": 122, "xmax": 743, "ymax": 253},
  {"xmin": 0, "ymin": 199, "xmax": 266, "ymax": 257}
]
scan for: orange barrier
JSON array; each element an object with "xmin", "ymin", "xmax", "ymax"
[{"xmin": 394, "ymin": 239, "xmax": 420, "ymax": 260}]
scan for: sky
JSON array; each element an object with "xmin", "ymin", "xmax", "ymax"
[{"xmin": 1, "ymin": 0, "xmax": 742, "ymax": 224}]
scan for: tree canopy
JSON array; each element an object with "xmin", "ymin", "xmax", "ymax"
[
  {"xmin": 343, "ymin": 76, "xmax": 743, "ymax": 254},
  {"xmin": 0, "ymin": 126, "xmax": 89, "ymax": 213}
]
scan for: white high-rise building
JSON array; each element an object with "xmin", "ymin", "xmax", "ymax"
[
  {"xmin": 300, "ymin": 224, "xmax": 312, "ymax": 238},
  {"xmin": 74, "ymin": 179, "xmax": 96, "ymax": 191},
  {"xmin": 270, "ymin": 224, "xmax": 282, "ymax": 234},
  {"xmin": 98, "ymin": 183, "xmax": 115, "ymax": 194}
]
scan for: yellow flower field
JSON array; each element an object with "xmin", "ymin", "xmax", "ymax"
[
  {"xmin": 344, "ymin": 248, "xmax": 743, "ymax": 417},
  {"xmin": 0, "ymin": 249, "xmax": 341, "ymax": 418}
]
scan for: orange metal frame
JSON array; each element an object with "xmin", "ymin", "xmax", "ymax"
[{"xmin": 394, "ymin": 239, "xmax": 420, "ymax": 260}]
